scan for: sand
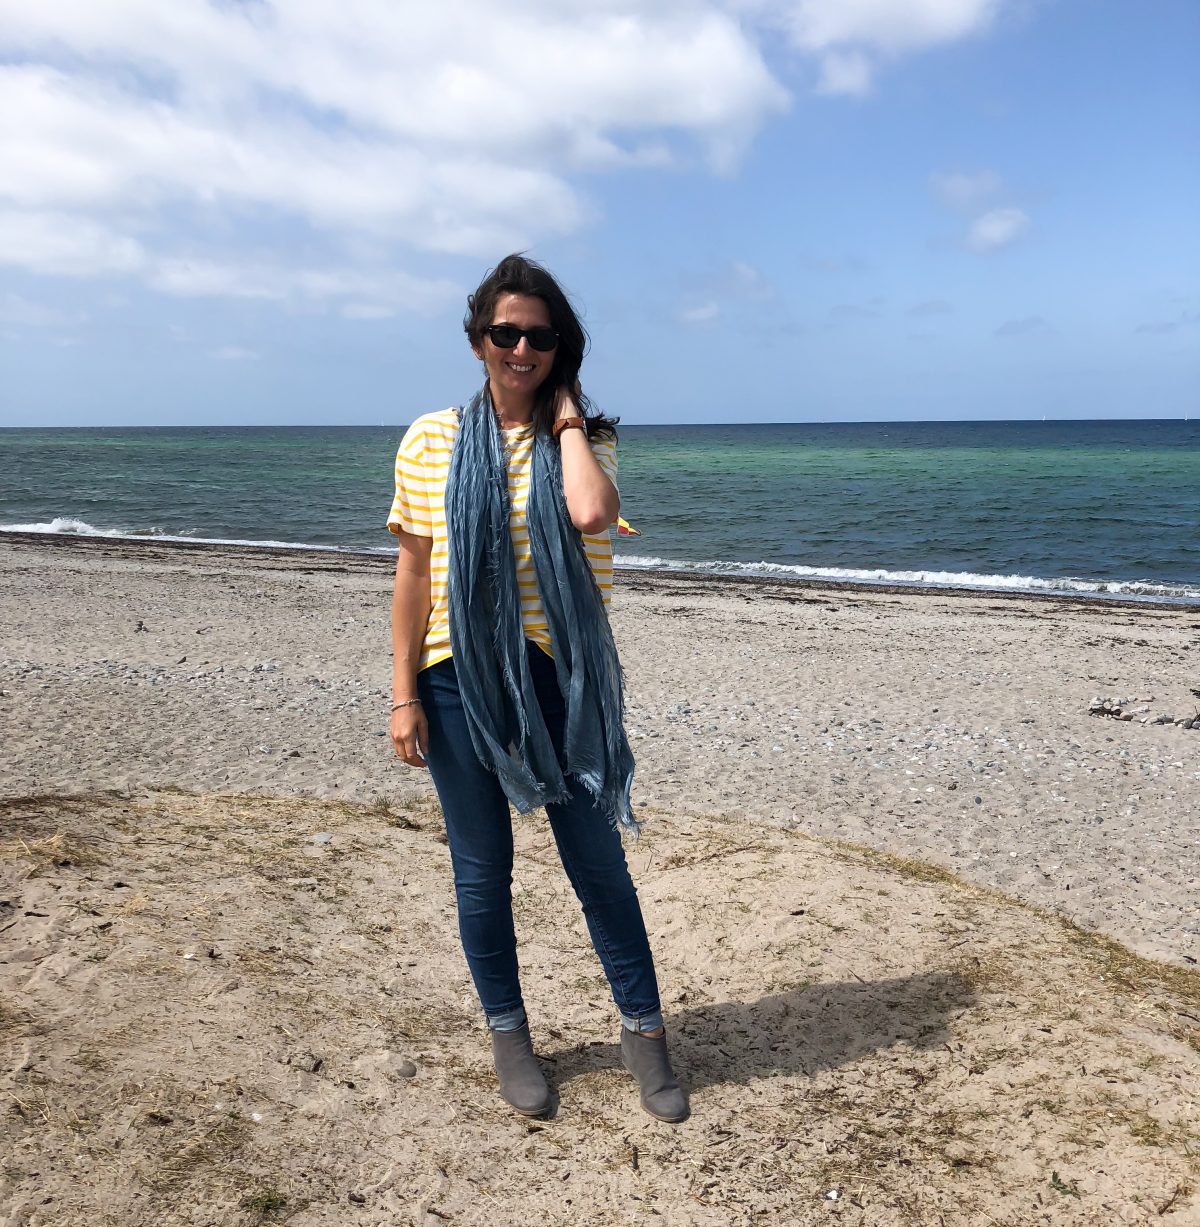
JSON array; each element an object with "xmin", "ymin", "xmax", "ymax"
[
  {"xmin": 2, "ymin": 534, "xmax": 1197, "ymax": 963},
  {"xmin": 2, "ymin": 533, "xmax": 1199, "ymax": 1225}
]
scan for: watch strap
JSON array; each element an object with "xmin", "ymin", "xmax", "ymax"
[{"xmin": 553, "ymin": 416, "xmax": 587, "ymax": 439}]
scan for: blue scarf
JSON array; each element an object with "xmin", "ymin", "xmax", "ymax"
[{"xmin": 444, "ymin": 388, "xmax": 637, "ymax": 832}]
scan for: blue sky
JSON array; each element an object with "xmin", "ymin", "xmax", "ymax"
[{"xmin": 1, "ymin": 0, "xmax": 1197, "ymax": 426}]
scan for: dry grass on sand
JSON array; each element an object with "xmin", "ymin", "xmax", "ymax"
[{"xmin": 2, "ymin": 790, "xmax": 1198, "ymax": 1226}]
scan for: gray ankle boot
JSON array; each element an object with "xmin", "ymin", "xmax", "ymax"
[
  {"xmin": 490, "ymin": 1023, "xmax": 550, "ymax": 1116},
  {"xmin": 621, "ymin": 1029, "xmax": 688, "ymax": 1122}
]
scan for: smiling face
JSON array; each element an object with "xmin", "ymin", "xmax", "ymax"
[{"xmin": 473, "ymin": 292, "xmax": 556, "ymax": 407}]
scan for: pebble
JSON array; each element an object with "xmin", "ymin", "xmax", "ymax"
[{"xmin": 1090, "ymin": 694, "xmax": 1196, "ymax": 731}]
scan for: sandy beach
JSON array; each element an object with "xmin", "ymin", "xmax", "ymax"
[
  {"xmin": 3, "ymin": 533, "xmax": 1199, "ymax": 1225},
  {"xmin": 2, "ymin": 533, "xmax": 1197, "ymax": 963}
]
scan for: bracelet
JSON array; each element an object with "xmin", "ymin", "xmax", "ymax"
[
  {"xmin": 553, "ymin": 416, "xmax": 586, "ymax": 439},
  {"xmin": 390, "ymin": 699, "xmax": 423, "ymax": 712}
]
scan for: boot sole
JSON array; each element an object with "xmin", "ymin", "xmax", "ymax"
[
  {"xmin": 502, "ymin": 1095, "xmax": 552, "ymax": 1118},
  {"xmin": 639, "ymin": 1099, "xmax": 689, "ymax": 1123}
]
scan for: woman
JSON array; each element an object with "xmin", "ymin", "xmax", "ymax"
[{"xmin": 386, "ymin": 254, "xmax": 686, "ymax": 1123}]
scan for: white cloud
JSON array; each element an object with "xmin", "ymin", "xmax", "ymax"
[
  {"xmin": 677, "ymin": 260, "xmax": 776, "ymax": 322},
  {"xmin": 0, "ymin": 209, "xmax": 459, "ymax": 311},
  {"xmin": 930, "ymin": 169, "xmax": 1003, "ymax": 210},
  {"xmin": 0, "ymin": 64, "xmax": 586, "ymax": 254},
  {"xmin": 728, "ymin": 260, "xmax": 777, "ymax": 299},
  {"xmin": 735, "ymin": 0, "xmax": 1003, "ymax": 93},
  {"xmin": 0, "ymin": 1, "xmax": 1022, "ymax": 310},
  {"xmin": 146, "ymin": 257, "xmax": 457, "ymax": 313},
  {"xmin": 814, "ymin": 50, "xmax": 873, "ymax": 96},
  {"xmin": 0, "ymin": 209, "xmax": 146, "ymax": 276},
  {"xmin": 929, "ymin": 169, "xmax": 1029, "ymax": 254},
  {"xmin": 0, "ymin": 291, "xmax": 82, "ymax": 327},
  {"xmin": 681, "ymin": 301, "xmax": 721, "ymax": 324},
  {"xmin": 0, "ymin": 2, "xmax": 787, "ymax": 305},
  {"xmin": 968, "ymin": 206, "xmax": 1030, "ymax": 252},
  {"xmin": 745, "ymin": 0, "xmax": 1003, "ymax": 53},
  {"xmin": 211, "ymin": 345, "xmax": 258, "ymax": 361}
]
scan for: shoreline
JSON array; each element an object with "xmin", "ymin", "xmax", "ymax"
[{"xmin": 3, "ymin": 528, "xmax": 1197, "ymax": 613}]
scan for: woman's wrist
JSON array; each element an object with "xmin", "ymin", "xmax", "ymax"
[
  {"xmin": 391, "ymin": 676, "xmax": 420, "ymax": 705},
  {"xmin": 553, "ymin": 416, "xmax": 587, "ymax": 440}
]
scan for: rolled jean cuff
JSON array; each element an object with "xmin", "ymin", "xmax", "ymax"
[
  {"xmin": 485, "ymin": 1005, "xmax": 527, "ymax": 1033},
  {"xmin": 620, "ymin": 1008, "xmax": 664, "ymax": 1034}
]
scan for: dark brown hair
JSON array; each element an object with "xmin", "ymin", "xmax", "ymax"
[{"xmin": 464, "ymin": 254, "xmax": 619, "ymax": 440}]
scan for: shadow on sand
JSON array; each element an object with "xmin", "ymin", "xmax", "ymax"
[{"xmin": 540, "ymin": 971, "xmax": 975, "ymax": 1094}]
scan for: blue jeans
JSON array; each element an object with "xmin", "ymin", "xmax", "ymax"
[{"xmin": 417, "ymin": 641, "xmax": 663, "ymax": 1034}]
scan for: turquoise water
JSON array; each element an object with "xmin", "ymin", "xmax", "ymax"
[{"xmin": 2, "ymin": 421, "xmax": 1198, "ymax": 601}]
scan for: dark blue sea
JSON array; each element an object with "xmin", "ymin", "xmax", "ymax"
[{"xmin": 2, "ymin": 421, "xmax": 1198, "ymax": 602}]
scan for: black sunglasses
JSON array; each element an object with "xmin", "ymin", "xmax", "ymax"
[{"xmin": 485, "ymin": 324, "xmax": 559, "ymax": 352}]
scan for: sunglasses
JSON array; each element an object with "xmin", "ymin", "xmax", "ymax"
[{"xmin": 485, "ymin": 324, "xmax": 559, "ymax": 352}]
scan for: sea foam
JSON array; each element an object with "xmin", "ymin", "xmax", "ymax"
[
  {"xmin": 3, "ymin": 521, "xmax": 1197, "ymax": 603},
  {"xmin": 613, "ymin": 553, "xmax": 1200, "ymax": 603},
  {"xmin": 0, "ymin": 518, "xmax": 351, "ymax": 553}
]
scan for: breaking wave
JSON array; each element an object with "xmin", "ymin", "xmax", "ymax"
[{"xmin": 612, "ymin": 554, "xmax": 1200, "ymax": 603}]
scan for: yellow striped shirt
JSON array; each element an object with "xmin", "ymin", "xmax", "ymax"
[{"xmin": 387, "ymin": 408, "xmax": 618, "ymax": 671}]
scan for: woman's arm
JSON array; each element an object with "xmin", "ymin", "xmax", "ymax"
[
  {"xmin": 556, "ymin": 386, "xmax": 620, "ymax": 534},
  {"xmin": 389, "ymin": 530, "xmax": 432, "ymax": 768}
]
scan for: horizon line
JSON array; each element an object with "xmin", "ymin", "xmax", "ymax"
[{"xmin": 2, "ymin": 416, "xmax": 1195, "ymax": 431}]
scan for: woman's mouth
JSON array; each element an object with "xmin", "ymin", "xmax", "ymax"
[{"xmin": 505, "ymin": 362, "xmax": 535, "ymax": 373}]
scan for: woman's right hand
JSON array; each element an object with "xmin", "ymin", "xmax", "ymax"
[{"xmin": 390, "ymin": 703, "xmax": 429, "ymax": 768}]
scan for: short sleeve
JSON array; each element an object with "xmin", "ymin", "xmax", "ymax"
[
  {"xmin": 387, "ymin": 421, "xmax": 435, "ymax": 537},
  {"xmin": 590, "ymin": 433, "xmax": 618, "ymax": 488}
]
